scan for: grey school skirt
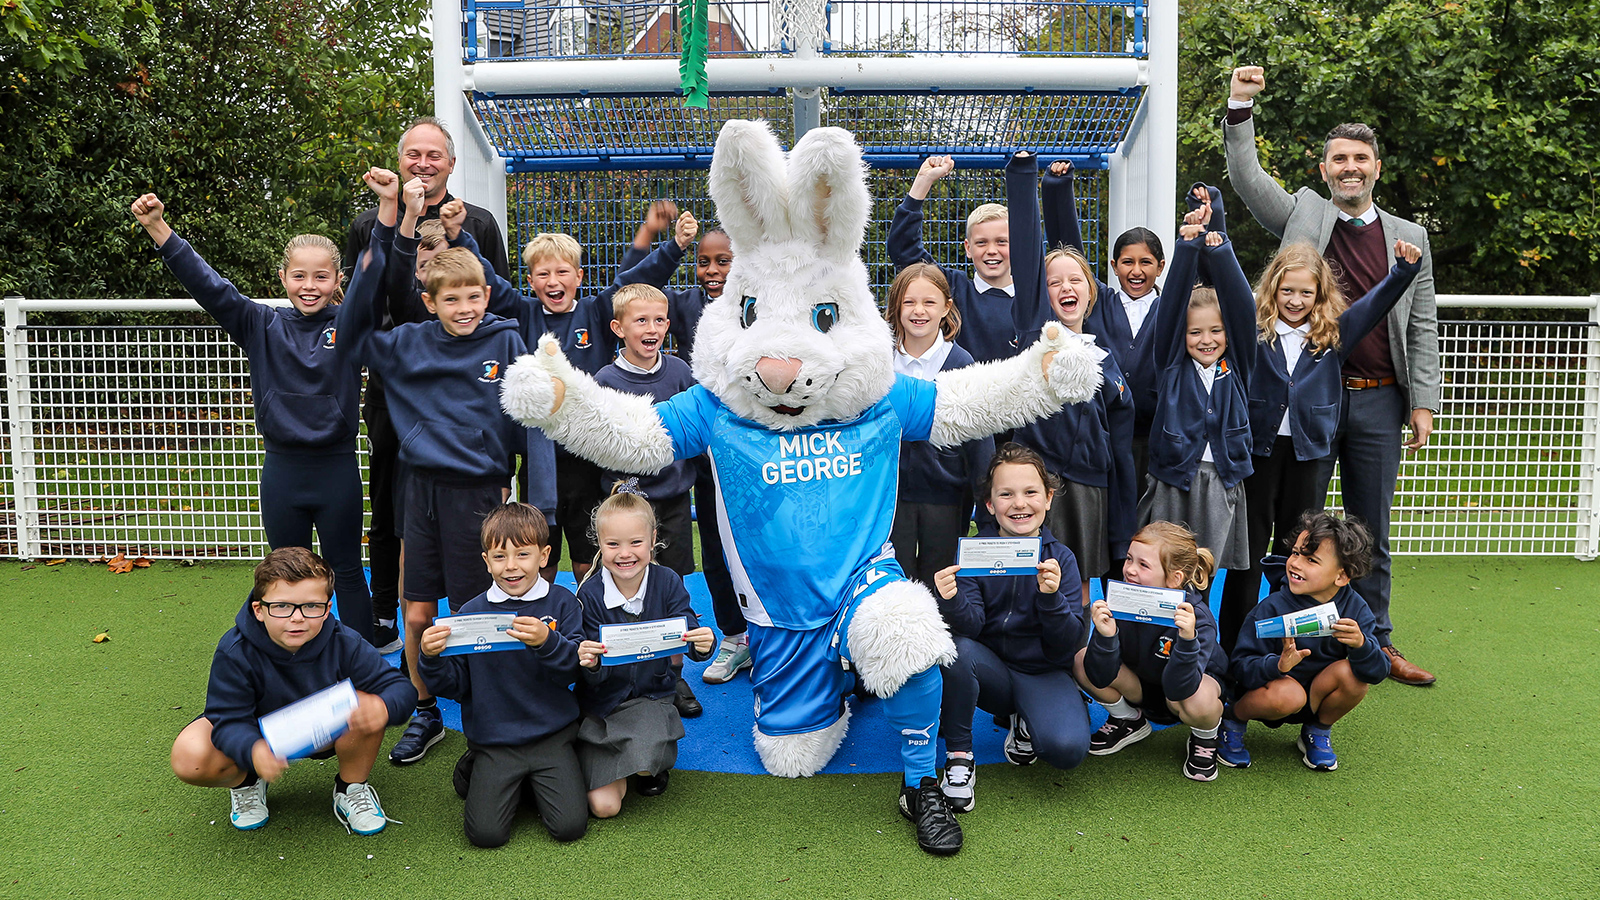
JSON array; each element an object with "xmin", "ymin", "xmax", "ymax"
[
  {"xmin": 577, "ymin": 695, "xmax": 684, "ymax": 790},
  {"xmin": 1045, "ymin": 479, "xmax": 1110, "ymax": 580},
  {"xmin": 1137, "ymin": 462, "xmax": 1250, "ymax": 570}
]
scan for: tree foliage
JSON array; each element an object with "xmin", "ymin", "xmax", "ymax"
[
  {"xmin": 1178, "ymin": 0, "xmax": 1599, "ymax": 296},
  {"xmin": 1, "ymin": 0, "xmax": 430, "ymax": 299}
]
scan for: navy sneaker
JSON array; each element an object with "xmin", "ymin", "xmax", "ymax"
[
  {"xmin": 1218, "ymin": 717, "xmax": 1251, "ymax": 769},
  {"xmin": 1183, "ymin": 732, "xmax": 1220, "ymax": 782},
  {"xmin": 1298, "ymin": 725, "xmax": 1338, "ymax": 771},
  {"xmin": 388, "ymin": 705, "xmax": 445, "ymax": 765}
]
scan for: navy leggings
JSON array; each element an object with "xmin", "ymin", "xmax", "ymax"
[
  {"xmin": 939, "ymin": 636, "xmax": 1089, "ymax": 769},
  {"xmin": 259, "ymin": 452, "xmax": 372, "ymax": 643}
]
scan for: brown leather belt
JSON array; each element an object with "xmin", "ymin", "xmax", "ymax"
[{"xmin": 1343, "ymin": 376, "xmax": 1397, "ymax": 390}]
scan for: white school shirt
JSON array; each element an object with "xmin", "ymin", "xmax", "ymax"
[
  {"xmin": 1275, "ymin": 320, "xmax": 1311, "ymax": 436},
  {"xmin": 601, "ymin": 567, "xmax": 650, "ymax": 616},
  {"xmin": 1121, "ymin": 288, "xmax": 1159, "ymax": 339},
  {"xmin": 1194, "ymin": 358, "xmax": 1218, "ymax": 463},
  {"xmin": 1336, "ymin": 203, "xmax": 1377, "ymax": 225},
  {"xmin": 972, "ymin": 275, "xmax": 1016, "ymax": 297},
  {"xmin": 486, "ymin": 577, "xmax": 551, "ymax": 603},
  {"xmin": 894, "ymin": 332, "xmax": 953, "ymax": 381},
  {"xmin": 616, "ymin": 353, "xmax": 664, "ymax": 375}
]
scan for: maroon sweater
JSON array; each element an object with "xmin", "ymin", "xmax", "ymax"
[{"xmin": 1327, "ymin": 217, "xmax": 1397, "ymax": 382}]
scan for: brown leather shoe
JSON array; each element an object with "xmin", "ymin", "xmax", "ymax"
[{"xmin": 1383, "ymin": 646, "xmax": 1436, "ymax": 686}]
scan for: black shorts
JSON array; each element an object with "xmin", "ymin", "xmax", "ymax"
[
  {"xmin": 552, "ymin": 452, "xmax": 604, "ymax": 568},
  {"xmin": 403, "ymin": 469, "xmax": 505, "ymax": 612}
]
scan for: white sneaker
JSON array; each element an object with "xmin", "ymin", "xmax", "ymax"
[
  {"xmin": 229, "ymin": 780, "xmax": 269, "ymax": 830},
  {"xmin": 701, "ymin": 635, "xmax": 752, "ymax": 684},
  {"xmin": 334, "ymin": 782, "xmax": 388, "ymax": 835},
  {"xmin": 940, "ymin": 756, "xmax": 976, "ymax": 813}
]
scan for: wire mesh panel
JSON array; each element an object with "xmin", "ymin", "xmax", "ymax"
[
  {"xmin": 467, "ymin": 0, "xmax": 780, "ymax": 59},
  {"xmin": 14, "ymin": 324, "xmax": 369, "ymax": 560},
  {"xmin": 1326, "ymin": 320, "xmax": 1593, "ymax": 555},
  {"xmin": 475, "ymin": 91, "xmax": 1140, "ymax": 168},
  {"xmin": 508, "ymin": 166, "xmax": 1107, "ymax": 301},
  {"xmin": 827, "ymin": 0, "xmax": 1143, "ymax": 55},
  {"xmin": 461, "ymin": 0, "xmax": 1144, "ymax": 59}
]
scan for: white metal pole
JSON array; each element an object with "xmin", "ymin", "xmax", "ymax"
[
  {"xmin": 3, "ymin": 294, "xmax": 41, "ymax": 559},
  {"xmin": 1141, "ymin": 0, "xmax": 1178, "ymax": 262},
  {"xmin": 434, "ymin": 0, "xmax": 509, "ymax": 245},
  {"xmin": 1577, "ymin": 294, "xmax": 1600, "ymax": 560}
]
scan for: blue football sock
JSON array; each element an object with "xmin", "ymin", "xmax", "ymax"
[{"xmin": 881, "ymin": 665, "xmax": 942, "ymax": 787}]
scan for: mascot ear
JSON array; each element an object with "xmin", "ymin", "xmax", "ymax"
[
  {"xmin": 786, "ymin": 126, "xmax": 870, "ymax": 262},
  {"xmin": 709, "ymin": 119, "xmax": 793, "ymax": 249}
]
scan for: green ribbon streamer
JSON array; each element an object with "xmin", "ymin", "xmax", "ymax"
[{"xmin": 678, "ymin": 0, "xmax": 710, "ymax": 108}]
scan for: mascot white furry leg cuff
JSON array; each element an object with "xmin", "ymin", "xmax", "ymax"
[{"xmin": 752, "ymin": 707, "xmax": 852, "ymax": 779}]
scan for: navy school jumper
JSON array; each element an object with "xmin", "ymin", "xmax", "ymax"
[
  {"xmin": 418, "ymin": 582, "xmax": 585, "ymax": 746},
  {"xmin": 887, "ymin": 154, "xmax": 1054, "ymax": 364},
  {"xmin": 1082, "ymin": 587, "xmax": 1227, "ymax": 704},
  {"xmin": 897, "ymin": 342, "xmax": 996, "ymax": 512},
  {"xmin": 1248, "ymin": 255, "xmax": 1421, "ymax": 460},
  {"xmin": 1010, "ymin": 347, "xmax": 1138, "ymax": 558},
  {"xmin": 344, "ymin": 232, "xmax": 524, "ymax": 480},
  {"xmin": 1132, "ymin": 192, "xmax": 1256, "ymax": 492},
  {"xmin": 1230, "ymin": 583, "xmax": 1390, "ymax": 693},
  {"xmin": 203, "ymin": 598, "xmax": 417, "ymax": 777},
  {"xmin": 157, "ymin": 234, "xmax": 363, "ymax": 456},
  {"xmin": 614, "ymin": 239, "xmax": 717, "ymax": 364},
  {"xmin": 938, "ymin": 526, "xmax": 1085, "ymax": 675},
  {"xmin": 593, "ymin": 355, "xmax": 699, "ymax": 499},
  {"xmin": 575, "ymin": 565, "xmax": 715, "ymax": 719}
]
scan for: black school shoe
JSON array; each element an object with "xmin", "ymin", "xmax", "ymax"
[
  {"xmin": 673, "ymin": 678, "xmax": 703, "ymax": 718},
  {"xmin": 898, "ymin": 777, "xmax": 963, "ymax": 856},
  {"xmin": 634, "ymin": 770, "xmax": 670, "ymax": 797}
]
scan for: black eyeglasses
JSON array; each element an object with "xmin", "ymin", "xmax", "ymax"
[{"xmin": 261, "ymin": 601, "xmax": 330, "ymax": 619}]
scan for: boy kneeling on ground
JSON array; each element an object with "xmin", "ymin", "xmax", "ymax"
[{"xmin": 171, "ymin": 548, "xmax": 417, "ymax": 833}]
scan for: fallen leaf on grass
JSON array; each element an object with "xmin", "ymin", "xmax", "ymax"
[
  {"xmin": 132, "ymin": 557, "xmax": 151, "ymax": 568},
  {"xmin": 105, "ymin": 553, "xmax": 134, "ymax": 574},
  {"xmin": 93, "ymin": 632, "xmax": 111, "ymax": 643},
  {"xmin": 45, "ymin": 559, "xmax": 66, "ymax": 566}
]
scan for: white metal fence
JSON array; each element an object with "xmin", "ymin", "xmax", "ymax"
[{"xmin": 3, "ymin": 293, "xmax": 1597, "ymax": 561}]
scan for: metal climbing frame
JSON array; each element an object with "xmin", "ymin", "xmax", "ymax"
[{"xmin": 432, "ymin": 0, "xmax": 1177, "ymax": 280}]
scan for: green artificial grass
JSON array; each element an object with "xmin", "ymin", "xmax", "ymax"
[{"xmin": 1, "ymin": 557, "xmax": 1596, "ymax": 898}]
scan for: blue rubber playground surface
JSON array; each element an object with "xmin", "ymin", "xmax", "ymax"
[{"xmin": 339, "ymin": 572, "xmax": 1243, "ymax": 775}]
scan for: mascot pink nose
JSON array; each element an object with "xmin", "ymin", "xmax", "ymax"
[{"xmin": 755, "ymin": 356, "xmax": 803, "ymax": 394}]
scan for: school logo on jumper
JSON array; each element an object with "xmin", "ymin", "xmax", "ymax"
[
  {"xmin": 572, "ymin": 328, "xmax": 592, "ymax": 350},
  {"xmin": 1155, "ymin": 636, "xmax": 1173, "ymax": 659},
  {"xmin": 1215, "ymin": 359, "xmax": 1230, "ymax": 378},
  {"xmin": 321, "ymin": 326, "xmax": 337, "ymax": 348},
  {"xmin": 479, "ymin": 360, "xmax": 502, "ymax": 383},
  {"xmin": 900, "ymin": 725, "xmax": 933, "ymax": 746}
]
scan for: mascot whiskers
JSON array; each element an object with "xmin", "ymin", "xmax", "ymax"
[{"xmin": 502, "ymin": 120, "xmax": 1103, "ymax": 855}]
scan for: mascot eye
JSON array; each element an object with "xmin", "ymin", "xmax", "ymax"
[
  {"xmin": 740, "ymin": 296, "xmax": 758, "ymax": 329},
  {"xmin": 811, "ymin": 302, "xmax": 839, "ymax": 333}
]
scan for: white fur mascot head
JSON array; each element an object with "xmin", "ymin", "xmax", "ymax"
[{"xmin": 690, "ymin": 120, "xmax": 892, "ymax": 430}]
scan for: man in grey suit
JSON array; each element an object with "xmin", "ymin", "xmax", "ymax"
[{"xmin": 1222, "ymin": 65, "xmax": 1438, "ymax": 686}]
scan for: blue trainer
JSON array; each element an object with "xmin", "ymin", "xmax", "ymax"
[
  {"xmin": 1298, "ymin": 725, "xmax": 1338, "ymax": 771},
  {"xmin": 1218, "ymin": 717, "xmax": 1251, "ymax": 769}
]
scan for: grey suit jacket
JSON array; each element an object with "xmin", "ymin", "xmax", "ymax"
[{"xmin": 1224, "ymin": 115, "xmax": 1440, "ymax": 411}]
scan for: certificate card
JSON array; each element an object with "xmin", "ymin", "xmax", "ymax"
[
  {"xmin": 956, "ymin": 537, "xmax": 1042, "ymax": 577},
  {"xmin": 1254, "ymin": 601, "xmax": 1339, "ymax": 639},
  {"xmin": 435, "ymin": 612, "xmax": 522, "ymax": 657},
  {"xmin": 1105, "ymin": 579, "xmax": 1185, "ymax": 628},
  {"xmin": 600, "ymin": 617, "xmax": 689, "ymax": 666},
  {"xmin": 259, "ymin": 679, "xmax": 358, "ymax": 760}
]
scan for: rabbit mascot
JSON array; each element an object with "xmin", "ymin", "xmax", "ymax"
[{"xmin": 502, "ymin": 120, "xmax": 1103, "ymax": 855}]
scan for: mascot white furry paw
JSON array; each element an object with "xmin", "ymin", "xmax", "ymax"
[{"xmin": 502, "ymin": 120, "xmax": 1102, "ymax": 855}]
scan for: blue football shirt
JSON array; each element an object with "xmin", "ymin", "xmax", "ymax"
[{"xmin": 655, "ymin": 375, "xmax": 937, "ymax": 630}]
